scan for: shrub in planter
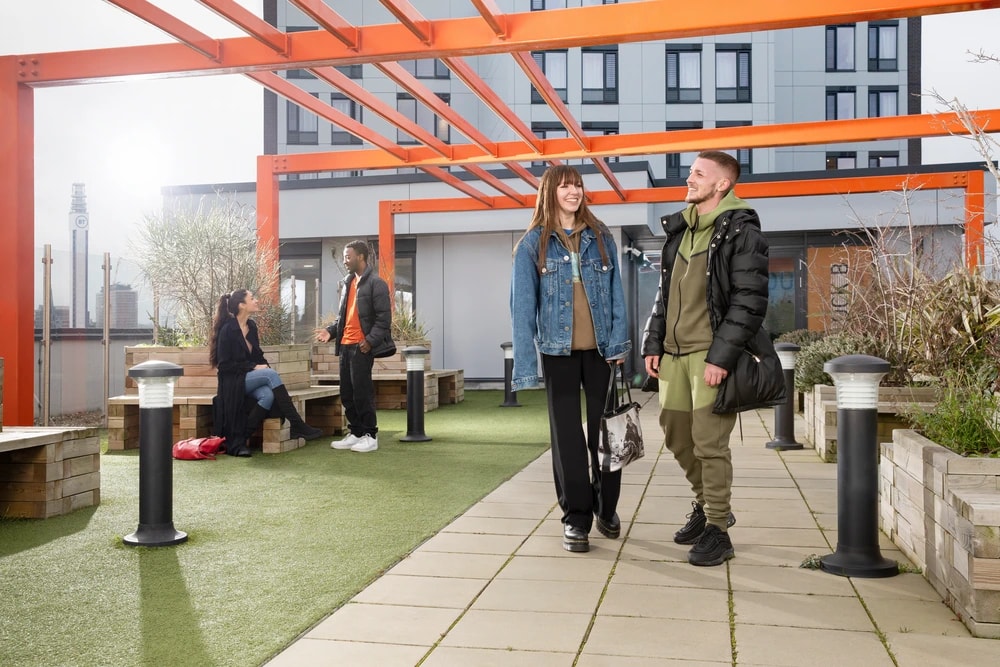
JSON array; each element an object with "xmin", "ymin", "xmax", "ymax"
[
  {"xmin": 901, "ymin": 364, "xmax": 1000, "ymax": 457},
  {"xmin": 793, "ymin": 331, "xmax": 874, "ymax": 393}
]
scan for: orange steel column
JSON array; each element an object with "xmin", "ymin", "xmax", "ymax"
[
  {"xmin": 379, "ymin": 200, "xmax": 396, "ymax": 299},
  {"xmin": 965, "ymin": 170, "xmax": 985, "ymax": 269},
  {"xmin": 257, "ymin": 155, "xmax": 281, "ymax": 302},
  {"xmin": 0, "ymin": 59, "xmax": 35, "ymax": 425}
]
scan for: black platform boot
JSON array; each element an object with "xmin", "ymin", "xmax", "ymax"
[{"xmin": 272, "ymin": 385, "xmax": 323, "ymax": 440}]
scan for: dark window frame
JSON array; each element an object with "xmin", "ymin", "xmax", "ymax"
[
  {"xmin": 826, "ymin": 151, "xmax": 857, "ymax": 170},
  {"xmin": 825, "ymin": 24, "xmax": 856, "ymax": 72},
  {"xmin": 286, "ymin": 95, "xmax": 319, "ymax": 145},
  {"xmin": 714, "ymin": 120, "xmax": 753, "ymax": 176},
  {"xmin": 396, "ymin": 92, "xmax": 451, "ymax": 145},
  {"xmin": 330, "ymin": 94, "xmax": 362, "ymax": 146},
  {"xmin": 715, "ymin": 44, "xmax": 752, "ymax": 103},
  {"xmin": 530, "ymin": 51, "xmax": 569, "ymax": 104},
  {"xmin": 665, "ymin": 121, "xmax": 703, "ymax": 178},
  {"xmin": 826, "ymin": 86, "xmax": 856, "ymax": 120},
  {"xmin": 666, "ymin": 44, "xmax": 702, "ymax": 103},
  {"xmin": 868, "ymin": 21, "xmax": 899, "ymax": 72},
  {"xmin": 582, "ymin": 46, "xmax": 618, "ymax": 104},
  {"xmin": 868, "ymin": 86, "xmax": 898, "ymax": 118}
]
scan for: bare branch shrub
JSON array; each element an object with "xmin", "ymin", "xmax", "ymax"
[{"xmin": 131, "ymin": 193, "xmax": 282, "ymax": 345}]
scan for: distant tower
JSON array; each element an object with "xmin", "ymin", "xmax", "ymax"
[{"xmin": 69, "ymin": 183, "xmax": 89, "ymax": 328}]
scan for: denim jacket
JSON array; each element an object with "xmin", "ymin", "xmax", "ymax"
[{"xmin": 510, "ymin": 226, "xmax": 631, "ymax": 391}]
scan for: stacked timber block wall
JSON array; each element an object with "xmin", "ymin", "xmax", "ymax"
[
  {"xmin": 880, "ymin": 430, "xmax": 1000, "ymax": 638},
  {"xmin": 108, "ymin": 345, "xmax": 342, "ymax": 453},
  {"xmin": 0, "ymin": 427, "xmax": 101, "ymax": 518}
]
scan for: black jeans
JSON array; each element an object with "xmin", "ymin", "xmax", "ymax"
[
  {"xmin": 340, "ymin": 344, "xmax": 377, "ymax": 437},
  {"xmin": 541, "ymin": 349, "xmax": 621, "ymax": 531}
]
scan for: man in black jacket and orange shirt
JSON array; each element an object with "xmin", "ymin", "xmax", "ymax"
[
  {"xmin": 641, "ymin": 151, "xmax": 770, "ymax": 566},
  {"xmin": 315, "ymin": 240, "xmax": 393, "ymax": 453}
]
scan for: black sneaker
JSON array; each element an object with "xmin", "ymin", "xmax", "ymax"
[
  {"xmin": 595, "ymin": 512, "xmax": 621, "ymax": 539},
  {"xmin": 674, "ymin": 502, "xmax": 737, "ymax": 545},
  {"xmin": 688, "ymin": 524, "xmax": 735, "ymax": 566},
  {"xmin": 562, "ymin": 524, "xmax": 590, "ymax": 553}
]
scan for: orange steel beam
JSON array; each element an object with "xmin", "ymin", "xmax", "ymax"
[
  {"xmin": 22, "ymin": 1, "xmax": 1000, "ymax": 84},
  {"xmin": 462, "ymin": 164, "xmax": 528, "ymax": 205},
  {"xmin": 272, "ymin": 110, "xmax": 1000, "ymax": 173},
  {"xmin": 376, "ymin": 61, "xmax": 498, "ymax": 157},
  {"xmin": 440, "ymin": 55, "xmax": 544, "ymax": 155},
  {"xmin": 196, "ymin": 0, "xmax": 289, "ymax": 54},
  {"xmin": 384, "ymin": 171, "xmax": 975, "ymax": 213},
  {"xmin": 422, "ymin": 166, "xmax": 495, "ymax": 206},
  {"xmin": 287, "ymin": 0, "xmax": 359, "ymax": 50},
  {"xmin": 257, "ymin": 156, "xmax": 280, "ymax": 302},
  {"xmin": 379, "ymin": 200, "xmax": 396, "ymax": 298},
  {"xmin": 246, "ymin": 70, "xmax": 409, "ymax": 160},
  {"xmin": 965, "ymin": 169, "xmax": 985, "ymax": 268},
  {"xmin": 102, "ymin": 0, "xmax": 221, "ymax": 62},
  {"xmin": 470, "ymin": 0, "xmax": 509, "ymax": 39},
  {"xmin": 379, "ymin": 0, "xmax": 432, "ymax": 45},
  {"xmin": 0, "ymin": 61, "xmax": 35, "ymax": 425}
]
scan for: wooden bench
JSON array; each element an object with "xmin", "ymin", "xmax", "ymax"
[
  {"xmin": 313, "ymin": 369, "xmax": 464, "ymax": 412},
  {"xmin": 107, "ymin": 345, "xmax": 344, "ymax": 454}
]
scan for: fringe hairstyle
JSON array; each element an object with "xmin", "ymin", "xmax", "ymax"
[
  {"xmin": 208, "ymin": 288, "xmax": 248, "ymax": 368},
  {"xmin": 515, "ymin": 165, "xmax": 609, "ymax": 273}
]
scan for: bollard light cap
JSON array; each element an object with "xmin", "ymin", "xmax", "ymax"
[
  {"xmin": 402, "ymin": 346, "xmax": 430, "ymax": 356},
  {"xmin": 500, "ymin": 341, "xmax": 513, "ymax": 350},
  {"xmin": 128, "ymin": 360, "xmax": 184, "ymax": 379},
  {"xmin": 823, "ymin": 354, "xmax": 889, "ymax": 376},
  {"xmin": 774, "ymin": 343, "xmax": 801, "ymax": 353}
]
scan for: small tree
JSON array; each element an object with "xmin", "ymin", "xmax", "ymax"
[{"xmin": 132, "ymin": 192, "xmax": 283, "ymax": 345}]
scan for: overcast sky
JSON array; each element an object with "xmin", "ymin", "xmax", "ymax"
[{"xmin": 1, "ymin": 1, "xmax": 997, "ymax": 260}]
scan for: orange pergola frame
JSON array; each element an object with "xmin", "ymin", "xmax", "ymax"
[{"xmin": 2, "ymin": 0, "xmax": 998, "ymax": 426}]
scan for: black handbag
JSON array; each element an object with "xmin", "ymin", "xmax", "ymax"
[
  {"xmin": 713, "ymin": 327, "xmax": 786, "ymax": 414},
  {"xmin": 599, "ymin": 365, "xmax": 645, "ymax": 472}
]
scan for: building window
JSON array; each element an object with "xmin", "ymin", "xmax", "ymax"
[
  {"xmin": 716, "ymin": 45, "xmax": 751, "ymax": 103},
  {"xmin": 868, "ymin": 87, "xmax": 898, "ymax": 117},
  {"xmin": 715, "ymin": 121, "xmax": 753, "ymax": 176},
  {"xmin": 397, "ymin": 93, "xmax": 450, "ymax": 145},
  {"xmin": 531, "ymin": 0, "xmax": 566, "ymax": 9},
  {"xmin": 401, "ymin": 59, "xmax": 449, "ymax": 79},
  {"xmin": 826, "ymin": 152, "xmax": 857, "ymax": 170},
  {"xmin": 868, "ymin": 22, "xmax": 898, "ymax": 71},
  {"xmin": 287, "ymin": 96, "xmax": 319, "ymax": 145},
  {"xmin": 666, "ymin": 45, "xmax": 701, "ymax": 103},
  {"xmin": 826, "ymin": 87, "xmax": 856, "ymax": 120},
  {"xmin": 869, "ymin": 152, "xmax": 899, "ymax": 168},
  {"xmin": 583, "ymin": 122, "xmax": 619, "ymax": 164},
  {"xmin": 330, "ymin": 94, "xmax": 361, "ymax": 145},
  {"xmin": 582, "ymin": 47, "xmax": 618, "ymax": 104},
  {"xmin": 531, "ymin": 51, "xmax": 568, "ymax": 104},
  {"xmin": 665, "ymin": 121, "xmax": 702, "ymax": 178},
  {"xmin": 825, "ymin": 25, "xmax": 855, "ymax": 71},
  {"xmin": 532, "ymin": 122, "xmax": 568, "ymax": 167}
]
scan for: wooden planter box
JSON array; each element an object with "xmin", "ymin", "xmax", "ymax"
[
  {"xmin": 880, "ymin": 429, "xmax": 1000, "ymax": 638},
  {"xmin": 312, "ymin": 340, "xmax": 432, "ymax": 376},
  {"xmin": 803, "ymin": 384, "xmax": 938, "ymax": 462}
]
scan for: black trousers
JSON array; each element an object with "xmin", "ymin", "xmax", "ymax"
[
  {"xmin": 340, "ymin": 344, "xmax": 377, "ymax": 436},
  {"xmin": 542, "ymin": 349, "xmax": 621, "ymax": 531}
]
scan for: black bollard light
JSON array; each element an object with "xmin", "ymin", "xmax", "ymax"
[
  {"xmin": 400, "ymin": 346, "xmax": 432, "ymax": 442},
  {"xmin": 499, "ymin": 341, "xmax": 521, "ymax": 407},
  {"xmin": 767, "ymin": 343, "xmax": 803, "ymax": 450},
  {"xmin": 123, "ymin": 360, "xmax": 187, "ymax": 547},
  {"xmin": 819, "ymin": 354, "xmax": 897, "ymax": 578}
]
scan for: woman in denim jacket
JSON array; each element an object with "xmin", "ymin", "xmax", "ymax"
[{"xmin": 510, "ymin": 165, "xmax": 631, "ymax": 553}]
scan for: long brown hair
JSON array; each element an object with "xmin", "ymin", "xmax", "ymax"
[
  {"xmin": 516, "ymin": 165, "xmax": 609, "ymax": 273},
  {"xmin": 208, "ymin": 289, "xmax": 248, "ymax": 368}
]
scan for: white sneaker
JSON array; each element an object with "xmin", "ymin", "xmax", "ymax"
[
  {"xmin": 351, "ymin": 435, "xmax": 378, "ymax": 453},
  {"xmin": 332, "ymin": 433, "xmax": 362, "ymax": 450}
]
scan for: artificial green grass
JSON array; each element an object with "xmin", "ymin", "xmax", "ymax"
[{"xmin": 0, "ymin": 390, "xmax": 551, "ymax": 667}]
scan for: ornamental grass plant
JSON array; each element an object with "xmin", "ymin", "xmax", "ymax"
[{"xmin": 0, "ymin": 390, "xmax": 551, "ymax": 667}]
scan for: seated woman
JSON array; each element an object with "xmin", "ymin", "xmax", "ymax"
[{"xmin": 209, "ymin": 289, "xmax": 322, "ymax": 457}]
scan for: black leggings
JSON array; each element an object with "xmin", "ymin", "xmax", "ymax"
[{"xmin": 542, "ymin": 349, "xmax": 621, "ymax": 530}]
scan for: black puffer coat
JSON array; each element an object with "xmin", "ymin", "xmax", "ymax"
[
  {"xmin": 641, "ymin": 207, "xmax": 770, "ymax": 375},
  {"xmin": 213, "ymin": 317, "xmax": 268, "ymax": 451}
]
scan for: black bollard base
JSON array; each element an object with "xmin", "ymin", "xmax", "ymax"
[
  {"xmin": 820, "ymin": 548, "xmax": 898, "ymax": 578},
  {"xmin": 766, "ymin": 437, "xmax": 804, "ymax": 451},
  {"xmin": 400, "ymin": 433, "xmax": 432, "ymax": 442},
  {"xmin": 500, "ymin": 396, "xmax": 521, "ymax": 408},
  {"xmin": 124, "ymin": 523, "xmax": 188, "ymax": 547}
]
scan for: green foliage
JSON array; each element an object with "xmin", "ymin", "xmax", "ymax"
[
  {"xmin": 793, "ymin": 331, "xmax": 873, "ymax": 393},
  {"xmin": 902, "ymin": 365, "xmax": 1000, "ymax": 457},
  {"xmin": 776, "ymin": 328, "xmax": 825, "ymax": 348},
  {"xmin": 254, "ymin": 302, "xmax": 293, "ymax": 346}
]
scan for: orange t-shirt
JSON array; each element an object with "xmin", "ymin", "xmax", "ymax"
[{"xmin": 340, "ymin": 279, "xmax": 365, "ymax": 345}]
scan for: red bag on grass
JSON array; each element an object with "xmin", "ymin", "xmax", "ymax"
[{"xmin": 172, "ymin": 436, "xmax": 226, "ymax": 460}]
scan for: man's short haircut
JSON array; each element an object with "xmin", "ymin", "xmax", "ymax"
[
  {"xmin": 345, "ymin": 240, "xmax": 371, "ymax": 263},
  {"xmin": 697, "ymin": 150, "xmax": 741, "ymax": 184}
]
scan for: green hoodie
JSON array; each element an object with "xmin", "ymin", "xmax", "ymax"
[{"xmin": 662, "ymin": 190, "xmax": 752, "ymax": 355}]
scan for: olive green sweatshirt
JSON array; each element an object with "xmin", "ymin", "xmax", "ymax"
[{"xmin": 662, "ymin": 190, "xmax": 751, "ymax": 355}]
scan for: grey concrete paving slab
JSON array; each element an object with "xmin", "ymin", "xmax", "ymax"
[
  {"xmin": 496, "ymin": 554, "xmax": 615, "ymax": 582},
  {"xmin": 612, "ymin": 560, "xmax": 730, "ymax": 590},
  {"xmin": 417, "ymin": 531, "xmax": 527, "ymax": 555},
  {"xmin": 461, "ymin": 501, "xmax": 556, "ymax": 519},
  {"xmin": 264, "ymin": 639, "xmax": 428, "ymax": 666},
  {"xmin": 734, "ymin": 625, "xmax": 895, "ymax": 666},
  {"xmin": 471, "ymin": 578, "xmax": 606, "ymax": 613},
  {"xmin": 439, "ymin": 608, "xmax": 592, "ymax": 652},
  {"xmin": 421, "ymin": 647, "xmax": 576, "ymax": 666},
  {"xmin": 728, "ymin": 563, "xmax": 857, "ymax": 596},
  {"xmin": 441, "ymin": 515, "xmax": 542, "ymax": 535},
  {"xmin": 385, "ymin": 550, "xmax": 509, "ymax": 578},
  {"xmin": 306, "ymin": 602, "xmax": 462, "ymax": 645},
  {"xmin": 351, "ymin": 574, "xmax": 486, "ymax": 608},
  {"xmin": 600, "ymin": 581, "xmax": 730, "ymax": 620},
  {"xmin": 864, "ymin": 597, "xmax": 970, "ymax": 636},
  {"xmin": 733, "ymin": 591, "xmax": 875, "ymax": 631},
  {"xmin": 885, "ymin": 632, "xmax": 1000, "ymax": 666},
  {"xmin": 577, "ymin": 658, "xmax": 729, "ymax": 667},
  {"xmin": 583, "ymin": 617, "xmax": 732, "ymax": 662}
]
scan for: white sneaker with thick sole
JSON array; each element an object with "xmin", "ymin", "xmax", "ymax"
[
  {"xmin": 332, "ymin": 433, "xmax": 362, "ymax": 450},
  {"xmin": 351, "ymin": 435, "xmax": 378, "ymax": 453}
]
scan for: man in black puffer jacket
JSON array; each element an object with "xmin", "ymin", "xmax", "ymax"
[
  {"xmin": 315, "ymin": 240, "xmax": 394, "ymax": 453},
  {"xmin": 641, "ymin": 151, "xmax": 770, "ymax": 567}
]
